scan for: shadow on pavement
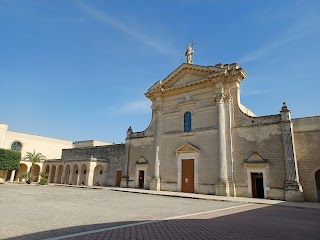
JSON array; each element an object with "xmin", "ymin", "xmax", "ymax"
[{"xmin": 6, "ymin": 204, "xmax": 320, "ymax": 240}]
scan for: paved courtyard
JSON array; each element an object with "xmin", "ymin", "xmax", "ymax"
[{"xmin": 0, "ymin": 184, "xmax": 320, "ymax": 240}]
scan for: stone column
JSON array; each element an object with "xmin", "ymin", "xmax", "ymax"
[
  {"xmin": 48, "ymin": 168, "xmax": 53, "ymax": 183},
  {"xmin": 61, "ymin": 167, "xmax": 66, "ymax": 184},
  {"xmin": 86, "ymin": 161, "xmax": 95, "ymax": 186},
  {"xmin": 280, "ymin": 102, "xmax": 304, "ymax": 202},
  {"xmin": 150, "ymin": 103, "xmax": 162, "ymax": 191},
  {"xmin": 215, "ymin": 91, "xmax": 230, "ymax": 196},
  {"xmin": 77, "ymin": 171, "xmax": 81, "ymax": 185},
  {"xmin": 68, "ymin": 168, "xmax": 74, "ymax": 185},
  {"xmin": 9, "ymin": 170, "xmax": 16, "ymax": 182},
  {"xmin": 54, "ymin": 168, "xmax": 59, "ymax": 184}
]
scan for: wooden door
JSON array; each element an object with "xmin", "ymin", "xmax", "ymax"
[
  {"xmin": 181, "ymin": 159, "xmax": 194, "ymax": 193},
  {"xmin": 138, "ymin": 170, "xmax": 144, "ymax": 189},
  {"xmin": 251, "ymin": 173, "xmax": 264, "ymax": 198},
  {"xmin": 116, "ymin": 170, "xmax": 122, "ymax": 187}
]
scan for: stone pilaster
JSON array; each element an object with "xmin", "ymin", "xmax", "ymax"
[
  {"xmin": 224, "ymin": 93, "xmax": 236, "ymax": 197},
  {"xmin": 150, "ymin": 103, "xmax": 162, "ymax": 191},
  {"xmin": 280, "ymin": 102, "xmax": 304, "ymax": 202},
  {"xmin": 215, "ymin": 91, "xmax": 230, "ymax": 196}
]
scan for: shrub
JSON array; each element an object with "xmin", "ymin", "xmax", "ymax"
[
  {"xmin": 39, "ymin": 178, "xmax": 48, "ymax": 185},
  {"xmin": 0, "ymin": 148, "xmax": 21, "ymax": 170}
]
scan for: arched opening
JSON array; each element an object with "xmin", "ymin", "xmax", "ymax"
[
  {"xmin": 50, "ymin": 165, "xmax": 56, "ymax": 183},
  {"xmin": 71, "ymin": 165, "xmax": 79, "ymax": 185},
  {"xmin": 315, "ymin": 169, "xmax": 320, "ymax": 202},
  {"xmin": 17, "ymin": 164, "xmax": 28, "ymax": 182},
  {"xmin": 10, "ymin": 141, "xmax": 22, "ymax": 152},
  {"xmin": 44, "ymin": 165, "xmax": 49, "ymax": 174},
  {"xmin": 0, "ymin": 170, "xmax": 7, "ymax": 181},
  {"xmin": 32, "ymin": 164, "xmax": 41, "ymax": 182},
  {"xmin": 184, "ymin": 111, "xmax": 192, "ymax": 132},
  {"xmin": 64, "ymin": 165, "xmax": 70, "ymax": 184},
  {"xmin": 80, "ymin": 164, "xmax": 87, "ymax": 185},
  {"xmin": 56, "ymin": 165, "xmax": 63, "ymax": 184},
  {"xmin": 43, "ymin": 165, "xmax": 49, "ymax": 182},
  {"xmin": 93, "ymin": 165, "xmax": 104, "ymax": 186}
]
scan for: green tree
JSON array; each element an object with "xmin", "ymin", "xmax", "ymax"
[
  {"xmin": 24, "ymin": 150, "xmax": 46, "ymax": 184},
  {"xmin": 0, "ymin": 148, "xmax": 21, "ymax": 170}
]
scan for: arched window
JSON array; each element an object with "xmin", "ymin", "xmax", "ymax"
[
  {"xmin": 11, "ymin": 141, "xmax": 22, "ymax": 152},
  {"xmin": 184, "ymin": 111, "xmax": 192, "ymax": 132}
]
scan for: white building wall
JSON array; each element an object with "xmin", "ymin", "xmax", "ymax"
[{"xmin": 0, "ymin": 123, "xmax": 73, "ymax": 159}]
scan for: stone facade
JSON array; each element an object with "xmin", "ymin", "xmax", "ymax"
[
  {"xmin": 126, "ymin": 63, "xmax": 320, "ymax": 202},
  {"xmin": 1, "ymin": 62, "xmax": 319, "ymax": 202},
  {"xmin": 0, "ymin": 124, "xmax": 125, "ymax": 187}
]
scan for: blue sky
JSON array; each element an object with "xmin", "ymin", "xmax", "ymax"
[{"xmin": 0, "ymin": 0, "xmax": 319, "ymax": 143}]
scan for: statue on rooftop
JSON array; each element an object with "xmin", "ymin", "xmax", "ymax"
[{"xmin": 185, "ymin": 44, "xmax": 194, "ymax": 64}]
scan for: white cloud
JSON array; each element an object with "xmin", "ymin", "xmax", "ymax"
[
  {"xmin": 77, "ymin": 1, "xmax": 179, "ymax": 57},
  {"xmin": 110, "ymin": 99, "xmax": 151, "ymax": 115}
]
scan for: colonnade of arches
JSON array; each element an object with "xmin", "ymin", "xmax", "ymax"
[
  {"xmin": 0, "ymin": 163, "xmax": 42, "ymax": 183},
  {"xmin": 43, "ymin": 163, "xmax": 105, "ymax": 186}
]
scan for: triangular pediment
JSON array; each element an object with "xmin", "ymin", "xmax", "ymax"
[
  {"xmin": 146, "ymin": 63, "xmax": 246, "ymax": 100},
  {"xmin": 175, "ymin": 143, "xmax": 200, "ymax": 154},
  {"xmin": 136, "ymin": 156, "xmax": 148, "ymax": 165},
  {"xmin": 166, "ymin": 72, "xmax": 206, "ymax": 88},
  {"xmin": 148, "ymin": 64, "xmax": 213, "ymax": 92},
  {"xmin": 244, "ymin": 152, "xmax": 268, "ymax": 163}
]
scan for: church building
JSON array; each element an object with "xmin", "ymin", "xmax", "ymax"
[
  {"xmin": 125, "ymin": 61, "xmax": 320, "ymax": 202},
  {"xmin": 1, "ymin": 47, "xmax": 320, "ymax": 202}
]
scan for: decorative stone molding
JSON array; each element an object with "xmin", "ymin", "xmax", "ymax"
[
  {"xmin": 175, "ymin": 142, "xmax": 200, "ymax": 156},
  {"xmin": 214, "ymin": 92, "xmax": 232, "ymax": 104},
  {"xmin": 152, "ymin": 105, "xmax": 163, "ymax": 114},
  {"xmin": 178, "ymin": 101, "xmax": 196, "ymax": 109},
  {"xmin": 244, "ymin": 152, "xmax": 268, "ymax": 168},
  {"xmin": 136, "ymin": 156, "xmax": 148, "ymax": 165}
]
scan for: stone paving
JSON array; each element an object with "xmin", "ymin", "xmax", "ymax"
[
  {"xmin": 0, "ymin": 184, "xmax": 243, "ymax": 240},
  {"xmin": 1, "ymin": 184, "xmax": 320, "ymax": 240}
]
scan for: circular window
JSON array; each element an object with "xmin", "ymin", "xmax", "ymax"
[
  {"xmin": 83, "ymin": 170, "xmax": 86, "ymax": 174},
  {"xmin": 100, "ymin": 170, "xmax": 103, "ymax": 175}
]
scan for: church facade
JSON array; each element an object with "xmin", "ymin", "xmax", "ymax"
[
  {"xmin": 1, "ymin": 61, "xmax": 320, "ymax": 202},
  {"xmin": 125, "ymin": 63, "xmax": 320, "ymax": 202}
]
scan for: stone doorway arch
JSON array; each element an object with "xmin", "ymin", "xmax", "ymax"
[
  {"xmin": 71, "ymin": 164, "xmax": 79, "ymax": 185},
  {"xmin": 64, "ymin": 165, "xmax": 70, "ymax": 184},
  {"xmin": 80, "ymin": 164, "xmax": 87, "ymax": 185},
  {"xmin": 17, "ymin": 164, "xmax": 28, "ymax": 182},
  {"xmin": 50, "ymin": 165, "xmax": 56, "ymax": 183},
  {"xmin": 93, "ymin": 165, "xmax": 104, "ymax": 186},
  {"xmin": 56, "ymin": 165, "xmax": 63, "ymax": 183},
  {"xmin": 32, "ymin": 164, "xmax": 41, "ymax": 182}
]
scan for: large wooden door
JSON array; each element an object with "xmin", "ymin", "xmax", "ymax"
[
  {"xmin": 251, "ymin": 173, "xmax": 264, "ymax": 198},
  {"xmin": 138, "ymin": 170, "xmax": 144, "ymax": 189},
  {"xmin": 116, "ymin": 170, "xmax": 122, "ymax": 187},
  {"xmin": 181, "ymin": 159, "xmax": 194, "ymax": 193}
]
